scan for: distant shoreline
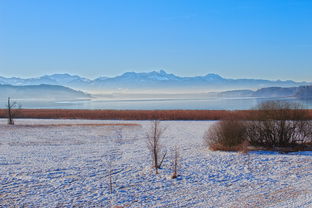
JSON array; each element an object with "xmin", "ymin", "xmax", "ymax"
[{"xmin": 1, "ymin": 109, "xmax": 312, "ymax": 120}]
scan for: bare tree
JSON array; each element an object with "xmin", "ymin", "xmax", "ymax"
[
  {"xmin": 6, "ymin": 97, "xmax": 20, "ymax": 125},
  {"xmin": 171, "ymin": 146, "xmax": 180, "ymax": 179},
  {"xmin": 146, "ymin": 120, "xmax": 167, "ymax": 174},
  {"xmin": 246, "ymin": 100, "xmax": 312, "ymax": 147}
]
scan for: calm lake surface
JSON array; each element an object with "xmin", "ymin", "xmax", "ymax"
[{"xmin": 2, "ymin": 97, "xmax": 312, "ymax": 110}]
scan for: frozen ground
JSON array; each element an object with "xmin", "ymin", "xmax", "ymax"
[{"xmin": 0, "ymin": 119, "xmax": 312, "ymax": 207}]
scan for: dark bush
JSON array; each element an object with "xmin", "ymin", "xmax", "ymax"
[
  {"xmin": 246, "ymin": 101, "xmax": 312, "ymax": 147},
  {"xmin": 204, "ymin": 101, "xmax": 312, "ymax": 151}
]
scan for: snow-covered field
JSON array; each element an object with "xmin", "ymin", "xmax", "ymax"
[{"xmin": 0, "ymin": 119, "xmax": 312, "ymax": 207}]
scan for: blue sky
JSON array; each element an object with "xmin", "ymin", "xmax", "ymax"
[{"xmin": 1, "ymin": 0, "xmax": 312, "ymax": 81}]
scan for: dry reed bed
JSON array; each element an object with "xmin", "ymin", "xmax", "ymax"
[{"xmin": 0, "ymin": 109, "xmax": 311, "ymax": 120}]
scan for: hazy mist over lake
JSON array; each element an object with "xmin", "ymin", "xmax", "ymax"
[{"xmin": 1, "ymin": 94, "xmax": 312, "ymax": 110}]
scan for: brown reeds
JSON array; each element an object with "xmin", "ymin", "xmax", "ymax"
[{"xmin": 0, "ymin": 109, "xmax": 311, "ymax": 120}]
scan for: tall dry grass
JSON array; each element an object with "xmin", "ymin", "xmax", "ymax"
[
  {"xmin": 0, "ymin": 109, "xmax": 239, "ymax": 120},
  {"xmin": 0, "ymin": 109, "xmax": 311, "ymax": 120}
]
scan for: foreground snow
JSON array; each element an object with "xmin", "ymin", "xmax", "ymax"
[{"xmin": 0, "ymin": 119, "xmax": 311, "ymax": 207}]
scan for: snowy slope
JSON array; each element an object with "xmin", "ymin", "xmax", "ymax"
[{"xmin": 0, "ymin": 119, "xmax": 311, "ymax": 207}]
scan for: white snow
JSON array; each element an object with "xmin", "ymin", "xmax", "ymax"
[{"xmin": 0, "ymin": 119, "xmax": 311, "ymax": 207}]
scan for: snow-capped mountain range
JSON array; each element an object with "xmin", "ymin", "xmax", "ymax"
[{"xmin": 0, "ymin": 70, "xmax": 309, "ymax": 92}]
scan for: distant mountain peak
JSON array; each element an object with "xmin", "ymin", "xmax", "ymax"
[
  {"xmin": 41, "ymin": 73, "xmax": 81, "ymax": 79},
  {"xmin": 204, "ymin": 73, "xmax": 224, "ymax": 80},
  {"xmin": 158, "ymin": 69, "xmax": 169, "ymax": 75},
  {"xmin": 40, "ymin": 73, "xmax": 90, "ymax": 82},
  {"xmin": 116, "ymin": 70, "xmax": 180, "ymax": 81}
]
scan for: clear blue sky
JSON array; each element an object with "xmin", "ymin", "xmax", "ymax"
[{"xmin": 1, "ymin": 0, "xmax": 312, "ymax": 81}]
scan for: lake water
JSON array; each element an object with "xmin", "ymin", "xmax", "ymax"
[{"xmin": 1, "ymin": 97, "xmax": 312, "ymax": 110}]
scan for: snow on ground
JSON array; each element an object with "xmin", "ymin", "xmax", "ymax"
[{"xmin": 0, "ymin": 119, "xmax": 312, "ymax": 207}]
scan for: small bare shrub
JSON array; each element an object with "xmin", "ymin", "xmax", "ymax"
[
  {"xmin": 146, "ymin": 120, "xmax": 167, "ymax": 174},
  {"xmin": 171, "ymin": 146, "xmax": 180, "ymax": 179},
  {"xmin": 240, "ymin": 140, "xmax": 250, "ymax": 154},
  {"xmin": 204, "ymin": 119, "xmax": 246, "ymax": 151},
  {"xmin": 108, "ymin": 160, "xmax": 113, "ymax": 194}
]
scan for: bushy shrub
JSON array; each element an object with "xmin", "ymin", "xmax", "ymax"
[
  {"xmin": 246, "ymin": 101, "xmax": 312, "ymax": 147},
  {"xmin": 204, "ymin": 101, "xmax": 312, "ymax": 151},
  {"xmin": 204, "ymin": 119, "xmax": 247, "ymax": 151}
]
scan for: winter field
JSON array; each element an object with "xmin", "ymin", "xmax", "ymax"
[{"xmin": 0, "ymin": 119, "xmax": 312, "ymax": 207}]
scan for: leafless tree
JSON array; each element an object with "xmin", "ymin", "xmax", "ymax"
[
  {"xmin": 6, "ymin": 97, "xmax": 20, "ymax": 125},
  {"xmin": 246, "ymin": 100, "xmax": 312, "ymax": 147},
  {"xmin": 171, "ymin": 146, "xmax": 180, "ymax": 179},
  {"xmin": 146, "ymin": 120, "xmax": 167, "ymax": 174}
]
